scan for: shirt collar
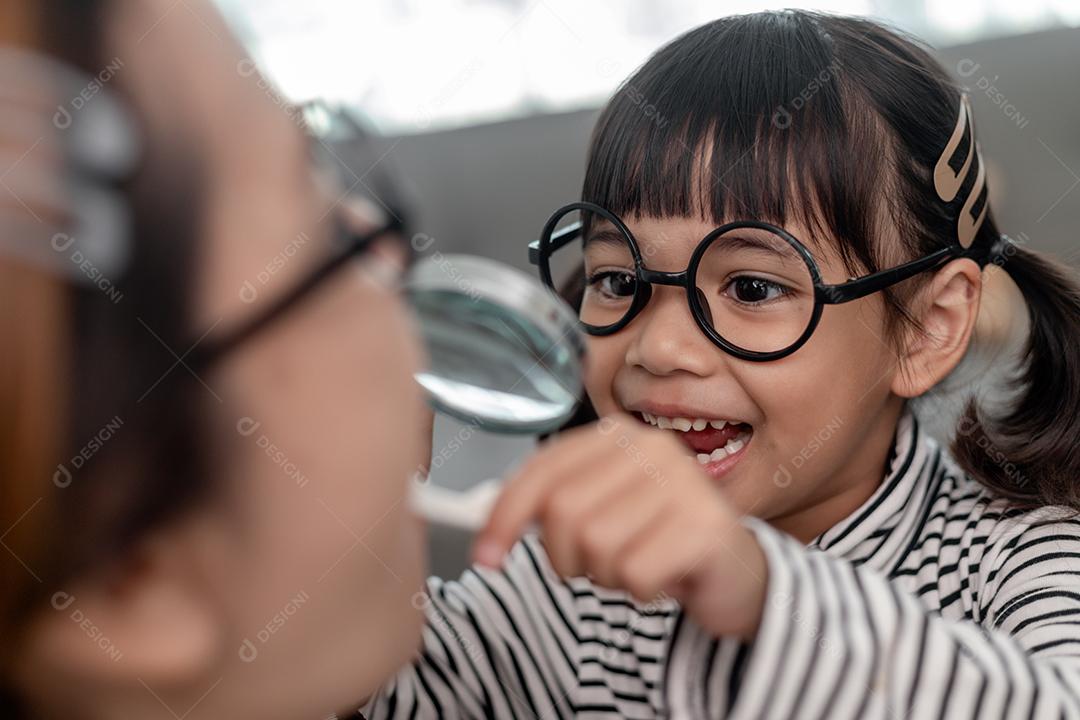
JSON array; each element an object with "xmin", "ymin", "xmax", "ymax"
[{"xmin": 808, "ymin": 407, "xmax": 943, "ymax": 573}]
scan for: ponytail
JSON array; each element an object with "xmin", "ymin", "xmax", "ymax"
[{"xmin": 953, "ymin": 245, "xmax": 1080, "ymax": 511}]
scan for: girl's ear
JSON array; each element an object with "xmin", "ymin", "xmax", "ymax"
[
  {"xmin": 892, "ymin": 258, "xmax": 983, "ymax": 398},
  {"xmin": 16, "ymin": 529, "xmax": 224, "ymax": 704}
]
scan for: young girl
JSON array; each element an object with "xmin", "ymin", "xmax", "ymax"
[{"xmin": 362, "ymin": 10, "xmax": 1080, "ymax": 719}]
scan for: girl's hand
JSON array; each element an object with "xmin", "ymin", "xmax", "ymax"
[{"xmin": 473, "ymin": 414, "xmax": 769, "ymax": 640}]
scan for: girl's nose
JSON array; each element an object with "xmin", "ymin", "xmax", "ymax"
[{"xmin": 624, "ymin": 285, "xmax": 717, "ymax": 377}]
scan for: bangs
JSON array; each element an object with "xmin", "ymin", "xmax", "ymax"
[{"xmin": 582, "ymin": 11, "xmax": 895, "ymax": 273}]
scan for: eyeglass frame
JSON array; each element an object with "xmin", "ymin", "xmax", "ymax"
[
  {"xmin": 187, "ymin": 119, "xmax": 416, "ymax": 369},
  {"xmin": 191, "ymin": 210, "xmax": 408, "ymax": 370},
  {"xmin": 528, "ymin": 201, "xmax": 977, "ymax": 362}
]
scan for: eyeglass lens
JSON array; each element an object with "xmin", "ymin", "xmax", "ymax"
[{"xmin": 543, "ymin": 208, "xmax": 817, "ymax": 355}]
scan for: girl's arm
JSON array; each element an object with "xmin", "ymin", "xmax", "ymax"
[
  {"xmin": 468, "ymin": 414, "xmax": 1080, "ymax": 719},
  {"xmin": 669, "ymin": 515, "xmax": 1080, "ymax": 719}
]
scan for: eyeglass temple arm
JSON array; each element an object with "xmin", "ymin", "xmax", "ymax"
[
  {"xmin": 528, "ymin": 221, "xmax": 584, "ymax": 265},
  {"xmin": 191, "ymin": 220, "xmax": 401, "ymax": 369},
  {"xmin": 818, "ymin": 246, "xmax": 958, "ymax": 305}
]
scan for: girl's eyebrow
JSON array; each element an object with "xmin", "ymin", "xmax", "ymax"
[
  {"xmin": 718, "ymin": 233, "xmax": 805, "ymax": 263},
  {"xmin": 587, "ymin": 225, "xmax": 808, "ymax": 264},
  {"xmin": 583, "ymin": 228, "xmax": 629, "ymax": 249},
  {"xmin": 584, "ymin": 222, "xmax": 824, "ymax": 271}
]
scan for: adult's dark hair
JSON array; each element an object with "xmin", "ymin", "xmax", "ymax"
[
  {"xmin": 563, "ymin": 10, "xmax": 1080, "ymax": 510},
  {"xmin": 1, "ymin": 0, "xmax": 212, "ymax": 713}
]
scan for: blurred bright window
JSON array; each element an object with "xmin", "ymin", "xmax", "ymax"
[{"xmin": 213, "ymin": 0, "xmax": 1080, "ymax": 134}]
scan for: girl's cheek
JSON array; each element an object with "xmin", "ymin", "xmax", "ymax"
[{"xmin": 582, "ymin": 339, "xmax": 624, "ymax": 414}]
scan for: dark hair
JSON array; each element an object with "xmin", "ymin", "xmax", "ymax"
[
  {"xmin": 570, "ymin": 10, "xmax": 1080, "ymax": 510},
  {"xmin": 41, "ymin": 0, "xmax": 212, "ymax": 592},
  {"xmin": 1, "ymin": 0, "xmax": 213, "ymax": 713}
]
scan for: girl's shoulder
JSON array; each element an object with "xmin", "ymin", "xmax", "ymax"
[
  {"xmin": 883, "ymin": 442, "xmax": 1077, "ymax": 620},
  {"xmin": 934, "ymin": 446, "xmax": 1080, "ymax": 557}
]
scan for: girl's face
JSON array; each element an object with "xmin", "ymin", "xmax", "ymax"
[{"xmin": 582, "ymin": 213, "xmax": 909, "ymax": 539}]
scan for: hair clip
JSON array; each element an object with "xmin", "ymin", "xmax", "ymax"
[
  {"xmin": 0, "ymin": 45, "xmax": 139, "ymax": 288},
  {"xmin": 933, "ymin": 93, "xmax": 988, "ymax": 249}
]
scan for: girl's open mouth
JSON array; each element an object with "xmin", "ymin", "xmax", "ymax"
[{"xmin": 634, "ymin": 412, "xmax": 753, "ymax": 480}]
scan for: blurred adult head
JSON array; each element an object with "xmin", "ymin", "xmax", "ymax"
[{"xmin": 1, "ymin": 1, "xmax": 428, "ymax": 717}]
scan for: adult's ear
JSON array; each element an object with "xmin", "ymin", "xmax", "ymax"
[
  {"xmin": 892, "ymin": 258, "xmax": 982, "ymax": 398},
  {"xmin": 15, "ymin": 530, "xmax": 223, "ymax": 704}
]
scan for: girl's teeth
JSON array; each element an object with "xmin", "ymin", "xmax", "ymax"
[
  {"xmin": 693, "ymin": 432, "xmax": 751, "ymax": 465},
  {"xmin": 636, "ymin": 412, "xmax": 751, "ymax": 466},
  {"xmin": 639, "ymin": 413, "xmax": 737, "ymax": 432}
]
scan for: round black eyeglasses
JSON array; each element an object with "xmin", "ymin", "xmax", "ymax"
[{"xmin": 528, "ymin": 201, "xmax": 983, "ymax": 362}]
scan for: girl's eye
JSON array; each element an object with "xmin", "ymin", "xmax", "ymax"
[
  {"xmin": 587, "ymin": 270, "xmax": 637, "ymax": 298},
  {"xmin": 725, "ymin": 275, "xmax": 791, "ymax": 305}
]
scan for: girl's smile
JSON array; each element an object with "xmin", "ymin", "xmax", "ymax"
[{"xmin": 627, "ymin": 402, "xmax": 755, "ymax": 481}]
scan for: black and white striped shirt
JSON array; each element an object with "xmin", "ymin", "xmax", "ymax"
[{"xmin": 361, "ymin": 410, "xmax": 1080, "ymax": 719}]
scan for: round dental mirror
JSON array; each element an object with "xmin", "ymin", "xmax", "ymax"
[
  {"xmin": 299, "ymin": 102, "xmax": 585, "ymax": 434},
  {"xmin": 405, "ymin": 254, "xmax": 585, "ymax": 435}
]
